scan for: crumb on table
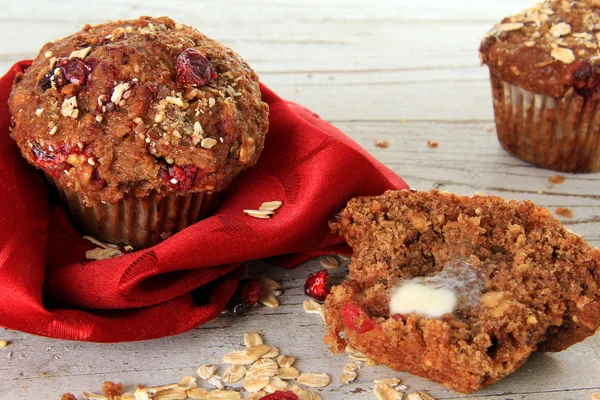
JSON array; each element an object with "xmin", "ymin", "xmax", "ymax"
[
  {"xmin": 375, "ymin": 140, "xmax": 389, "ymax": 148},
  {"xmin": 555, "ymin": 207, "xmax": 573, "ymax": 218},
  {"xmin": 548, "ymin": 174, "xmax": 565, "ymax": 184},
  {"xmin": 427, "ymin": 140, "xmax": 439, "ymax": 148}
]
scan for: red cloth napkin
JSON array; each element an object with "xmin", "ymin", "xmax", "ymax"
[{"xmin": 0, "ymin": 61, "xmax": 408, "ymax": 342}]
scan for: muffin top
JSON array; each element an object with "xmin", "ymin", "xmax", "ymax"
[
  {"xmin": 9, "ymin": 16, "xmax": 269, "ymax": 204},
  {"xmin": 480, "ymin": 0, "xmax": 600, "ymax": 98}
]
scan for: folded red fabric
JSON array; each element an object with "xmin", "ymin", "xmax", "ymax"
[{"xmin": 0, "ymin": 61, "xmax": 407, "ymax": 342}]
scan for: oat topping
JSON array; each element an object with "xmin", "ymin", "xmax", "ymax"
[
  {"xmin": 60, "ymin": 96, "xmax": 79, "ymax": 118},
  {"xmin": 69, "ymin": 46, "xmax": 92, "ymax": 59}
]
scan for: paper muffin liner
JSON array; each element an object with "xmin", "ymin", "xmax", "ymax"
[
  {"xmin": 490, "ymin": 73, "xmax": 600, "ymax": 172},
  {"xmin": 48, "ymin": 178, "xmax": 217, "ymax": 248}
]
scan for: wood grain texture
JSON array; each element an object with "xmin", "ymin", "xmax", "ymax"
[{"xmin": 1, "ymin": 0, "xmax": 599, "ymax": 399}]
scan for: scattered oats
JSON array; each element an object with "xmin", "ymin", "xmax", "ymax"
[
  {"xmin": 548, "ymin": 174, "xmax": 565, "ymax": 184},
  {"xmin": 177, "ymin": 376, "xmax": 197, "ymax": 390},
  {"xmin": 555, "ymin": 207, "xmax": 573, "ymax": 218},
  {"xmin": 375, "ymin": 139, "xmax": 389, "ymax": 148},
  {"xmin": 259, "ymin": 292, "xmax": 280, "ymax": 308},
  {"xmin": 197, "ymin": 365, "xmax": 219, "ymax": 380},
  {"xmin": 244, "ymin": 213, "xmax": 270, "ymax": 219},
  {"xmin": 0, "ymin": 340, "xmax": 8, "ymax": 348},
  {"xmin": 201, "ymin": 138, "xmax": 218, "ymax": 149},
  {"xmin": 242, "ymin": 375, "xmax": 270, "ymax": 393},
  {"xmin": 247, "ymin": 358, "xmax": 278, "ymax": 380},
  {"xmin": 259, "ymin": 201, "xmax": 283, "ymax": 211},
  {"xmin": 134, "ymin": 387, "xmax": 150, "ymax": 400},
  {"xmin": 69, "ymin": 46, "xmax": 92, "ymax": 59},
  {"xmin": 208, "ymin": 375, "xmax": 224, "ymax": 389},
  {"xmin": 44, "ymin": 51, "xmax": 53, "ymax": 58},
  {"xmin": 175, "ymin": 23, "xmax": 184, "ymax": 30},
  {"xmin": 88, "ymin": 158, "xmax": 96, "ymax": 166},
  {"xmin": 297, "ymin": 373, "xmax": 330, "ymax": 388},
  {"xmin": 61, "ymin": 96, "xmax": 79, "ymax": 118},
  {"xmin": 486, "ymin": 126, "xmax": 494, "ymax": 132},
  {"xmin": 193, "ymin": 121, "xmax": 204, "ymax": 134},
  {"xmin": 111, "ymin": 82, "xmax": 131, "ymax": 104},
  {"xmin": 374, "ymin": 383, "xmax": 402, "ymax": 400},
  {"xmin": 277, "ymin": 367, "xmax": 300, "ymax": 380},
  {"xmin": 170, "ymin": 178, "xmax": 178, "ymax": 184},
  {"xmin": 537, "ymin": 189, "xmax": 545, "ymax": 194},
  {"xmin": 374, "ymin": 378, "xmax": 402, "ymax": 387},
  {"xmin": 302, "ymin": 300, "xmax": 324, "ymax": 321},
  {"xmin": 261, "ymin": 346, "xmax": 279, "ymax": 358},
  {"xmin": 165, "ymin": 157, "xmax": 174, "ymax": 164},
  {"xmin": 153, "ymin": 388, "xmax": 187, "ymax": 399},
  {"xmin": 35, "ymin": 108, "xmax": 44, "ymax": 117},
  {"xmin": 208, "ymin": 389, "xmax": 240, "ymax": 399},
  {"xmin": 396, "ymin": 384, "xmax": 408, "ymax": 392},
  {"xmin": 344, "ymin": 362, "xmax": 362, "ymax": 373},
  {"xmin": 7, "ymin": 351, "xmax": 12, "ymax": 359},
  {"xmin": 258, "ymin": 277, "xmax": 282, "ymax": 294},
  {"xmin": 243, "ymin": 209, "xmax": 275, "ymax": 217},
  {"xmin": 320, "ymin": 256, "xmax": 339, "ymax": 269},
  {"xmin": 264, "ymin": 376, "xmax": 287, "ymax": 393},
  {"xmin": 186, "ymin": 388, "xmax": 210, "ymax": 399},
  {"xmin": 407, "ymin": 391, "xmax": 436, "ymax": 400},
  {"xmin": 222, "ymin": 365, "xmax": 247, "ymax": 383},
  {"xmin": 288, "ymin": 384, "xmax": 322, "ymax": 400},
  {"xmin": 550, "ymin": 22, "xmax": 571, "ymax": 37},
  {"xmin": 524, "ymin": 40, "xmax": 536, "ymax": 47},
  {"xmin": 340, "ymin": 371, "xmax": 357, "ymax": 384},
  {"xmin": 209, "ymin": 97, "xmax": 216, "ymax": 108},
  {"xmin": 498, "ymin": 22, "xmax": 524, "ymax": 31},
  {"xmin": 85, "ymin": 247, "xmax": 122, "ymax": 260},
  {"xmin": 166, "ymin": 96, "xmax": 184, "ymax": 107},
  {"xmin": 244, "ymin": 332, "xmax": 264, "ymax": 347},
  {"xmin": 223, "ymin": 345, "xmax": 271, "ymax": 365},
  {"xmin": 155, "ymin": 113, "xmax": 164, "ymax": 123},
  {"xmin": 427, "ymin": 140, "xmax": 439, "ymax": 148},
  {"xmin": 551, "ymin": 47, "xmax": 575, "ymax": 64},
  {"xmin": 96, "ymin": 115, "xmax": 103, "ymax": 123},
  {"xmin": 276, "ymin": 355, "xmax": 296, "ymax": 368}
]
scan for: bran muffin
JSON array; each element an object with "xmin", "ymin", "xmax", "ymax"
[
  {"xmin": 325, "ymin": 189, "xmax": 600, "ymax": 393},
  {"xmin": 9, "ymin": 16, "xmax": 269, "ymax": 248},
  {"xmin": 480, "ymin": 0, "xmax": 600, "ymax": 172}
]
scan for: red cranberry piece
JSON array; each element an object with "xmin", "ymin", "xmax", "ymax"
[
  {"xmin": 227, "ymin": 279, "xmax": 261, "ymax": 316},
  {"xmin": 174, "ymin": 48, "xmax": 217, "ymax": 86},
  {"xmin": 303, "ymin": 270, "xmax": 330, "ymax": 302},
  {"xmin": 342, "ymin": 303, "xmax": 376, "ymax": 333},
  {"xmin": 159, "ymin": 163, "xmax": 199, "ymax": 191},
  {"xmin": 31, "ymin": 143, "xmax": 75, "ymax": 178},
  {"xmin": 261, "ymin": 391, "xmax": 300, "ymax": 400},
  {"xmin": 391, "ymin": 313, "xmax": 405, "ymax": 321},
  {"xmin": 60, "ymin": 58, "xmax": 90, "ymax": 85}
]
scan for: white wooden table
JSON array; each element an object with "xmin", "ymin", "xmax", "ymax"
[{"xmin": 1, "ymin": 1, "xmax": 599, "ymax": 399}]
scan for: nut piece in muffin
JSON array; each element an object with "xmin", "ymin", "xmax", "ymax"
[
  {"xmin": 480, "ymin": 0, "xmax": 600, "ymax": 172},
  {"xmin": 9, "ymin": 16, "xmax": 269, "ymax": 248},
  {"xmin": 325, "ymin": 189, "xmax": 600, "ymax": 393}
]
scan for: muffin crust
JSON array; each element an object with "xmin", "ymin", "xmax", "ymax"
[{"xmin": 9, "ymin": 16, "xmax": 269, "ymax": 204}]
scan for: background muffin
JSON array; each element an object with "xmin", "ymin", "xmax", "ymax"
[
  {"xmin": 9, "ymin": 16, "xmax": 269, "ymax": 248},
  {"xmin": 480, "ymin": 0, "xmax": 600, "ymax": 172}
]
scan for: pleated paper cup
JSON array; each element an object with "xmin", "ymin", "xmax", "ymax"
[
  {"xmin": 50, "ymin": 179, "xmax": 217, "ymax": 249},
  {"xmin": 490, "ymin": 73, "xmax": 600, "ymax": 173}
]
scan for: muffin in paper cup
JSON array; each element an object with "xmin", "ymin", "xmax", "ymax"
[
  {"xmin": 480, "ymin": 0, "xmax": 600, "ymax": 173},
  {"xmin": 9, "ymin": 16, "xmax": 269, "ymax": 248}
]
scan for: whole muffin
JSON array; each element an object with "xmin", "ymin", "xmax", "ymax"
[
  {"xmin": 480, "ymin": 0, "xmax": 600, "ymax": 172},
  {"xmin": 326, "ymin": 190, "xmax": 600, "ymax": 393},
  {"xmin": 9, "ymin": 16, "xmax": 269, "ymax": 248}
]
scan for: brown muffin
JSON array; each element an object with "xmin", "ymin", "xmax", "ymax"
[
  {"xmin": 325, "ymin": 189, "xmax": 600, "ymax": 393},
  {"xmin": 480, "ymin": 0, "xmax": 600, "ymax": 172},
  {"xmin": 9, "ymin": 16, "xmax": 269, "ymax": 247}
]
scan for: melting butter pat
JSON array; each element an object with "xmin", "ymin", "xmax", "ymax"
[{"xmin": 389, "ymin": 282, "xmax": 457, "ymax": 318}]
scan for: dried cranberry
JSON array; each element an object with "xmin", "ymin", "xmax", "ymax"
[
  {"xmin": 37, "ymin": 71, "xmax": 53, "ymax": 91},
  {"xmin": 174, "ymin": 48, "xmax": 217, "ymax": 86},
  {"xmin": 391, "ymin": 313, "xmax": 405, "ymax": 321},
  {"xmin": 261, "ymin": 391, "xmax": 300, "ymax": 400},
  {"xmin": 571, "ymin": 60, "xmax": 600, "ymax": 97},
  {"xmin": 227, "ymin": 279, "xmax": 261, "ymax": 316},
  {"xmin": 303, "ymin": 270, "xmax": 330, "ymax": 301},
  {"xmin": 60, "ymin": 58, "xmax": 90, "ymax": 85},
  {"xmin": 31, "ymin": 144, "xmax": 72, "ymax": 178},
  {"xmin": 342, "ymin": 303, "xmax": 376, "ymax": 333},
  {"xmin": 159, "ymin": 163, "xmax": 199, "ymax": 191}
]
